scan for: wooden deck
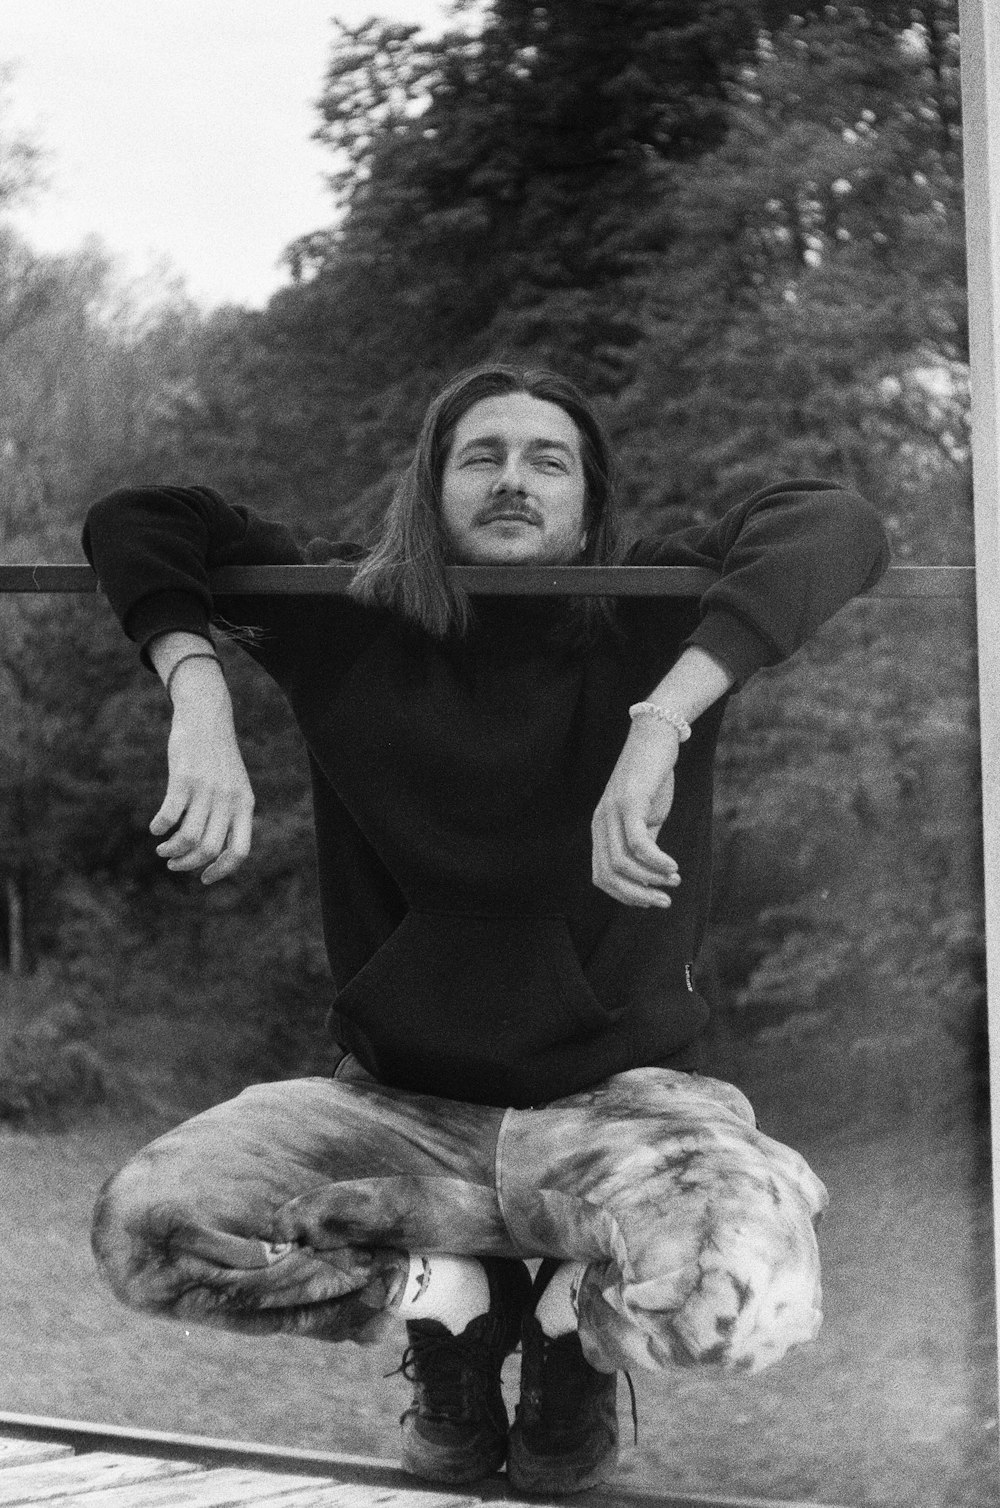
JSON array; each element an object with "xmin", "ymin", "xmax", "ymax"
[{"xmin": 0, "ymin": 1413, "xmax": 851, "ymax": 1508}]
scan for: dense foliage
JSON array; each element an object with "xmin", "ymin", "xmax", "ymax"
[{"xmin": 0, "ymin": 0, "xmax": 982, "ymax": 1129}]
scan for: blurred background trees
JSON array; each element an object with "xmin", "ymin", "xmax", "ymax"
[{"xmin": 0, "ymin": 0, "xmax": 980, "ymax": 1132}]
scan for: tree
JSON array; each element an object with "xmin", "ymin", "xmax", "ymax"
[
  {"xmin": 309, "ymin": 0, "xmax": 758, "ymax": 367},
  {"xmin": 0, "ymin": 232, "xmax": 333, "ymax": 1102},
  {"xmin": 701, "ymin": 594, "xmax": 984, "ymax": 1126},
  {"xmin": 613, "ymin": 3, "xmax": 967, "ymax": 559},
  {"xmin": 0, "ymin": 237, "xmax": 196, "ymax": 973},
  {"xmin": 228, "ymin": 0, "xmax": 765, "ymax": 534}
]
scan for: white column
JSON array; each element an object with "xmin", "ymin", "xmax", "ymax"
[{"xmin": 959, "ymin": 0, "xmax": 1000, "ymax": 1380}]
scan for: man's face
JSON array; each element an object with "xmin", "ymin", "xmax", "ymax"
[{"xmin": 439, "ymin": 393, "xmax": 588, "ymax": 565}]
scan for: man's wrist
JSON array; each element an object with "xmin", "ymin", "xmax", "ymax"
[
  {"xmin": 149, "ymin": 630, "xmax": 216, "ymax": 681},
  {"xmin": 166, "ymin": 654, "xmax": 228, "ymax": 709},
  {"xmin": 628, "ymin": 701, "xmax": 692, "ymax": 742}
]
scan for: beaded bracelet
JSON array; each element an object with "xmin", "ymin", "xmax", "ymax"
[
  {"xmin": 628, "ymin": 701, "xmax": 692, "ymax": 741},
  {"xmin": 165, "ymin": 651, "xmax": 223, "ymax": 702}
]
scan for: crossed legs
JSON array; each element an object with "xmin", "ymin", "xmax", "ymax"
[{"xmin": 92, "ymin": 1061, "xmax": 826, "ymax": 1371}]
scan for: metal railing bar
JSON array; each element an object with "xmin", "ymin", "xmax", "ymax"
[{"xmin": 0, "ymin": 563, "xmax": 976, "ymax": 598}]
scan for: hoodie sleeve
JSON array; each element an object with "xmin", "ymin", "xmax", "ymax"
[
  {"xmin": 82, "ymin": 484, "xmax": 307, "ymax": 651},
  {"xmin": 627, "ymin": 481, "xmax": 890, "ymax": 686}
]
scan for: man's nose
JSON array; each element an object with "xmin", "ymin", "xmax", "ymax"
[{"xmin": 492, "ymin": 454, "xmax": 528, "ymax": 493}]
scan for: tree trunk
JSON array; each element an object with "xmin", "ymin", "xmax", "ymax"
[{"xmin": 5, "ymin": 875, "xmax": 25, "ymax": 976}]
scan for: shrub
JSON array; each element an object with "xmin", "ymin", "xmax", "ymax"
[{"xmin": 0, "ymin": 974, "xmax": 106, "ymax": 1125}]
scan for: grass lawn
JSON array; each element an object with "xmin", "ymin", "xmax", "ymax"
[{"xmin": 1, "ymin": 1102, "xmax": 996, "ymax": 1508}]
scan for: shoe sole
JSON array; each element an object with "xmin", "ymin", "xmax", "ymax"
[
  {"xmin": 401, "ymin": 1427, "xmax": 507, "ymax": 1486},
  {"xmin": 506, "ymin": 1440, "xmax": 620, "ymax": 1496}
]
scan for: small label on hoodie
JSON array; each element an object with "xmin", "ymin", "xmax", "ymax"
[{"xmin": 685, "ymin": 962, "xmax": 694, "ymax": 992}]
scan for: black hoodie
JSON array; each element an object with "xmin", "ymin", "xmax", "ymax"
[{"xmin": 82, "ymin": 481, "xmax": 889, "ymax": 1107}]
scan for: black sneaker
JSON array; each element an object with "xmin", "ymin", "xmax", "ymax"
[
  {"xmin": 507, "ymin": 1260, "xmax": 621, "ymax": 1496},
  {"xmin": 397, "ymin": 1256, "xmax": 531, "ymax": 1485}
]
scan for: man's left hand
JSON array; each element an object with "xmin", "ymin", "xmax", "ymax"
[{"xmin": 591, "ymin": 720, "xmax": 683, "ymax": 907}]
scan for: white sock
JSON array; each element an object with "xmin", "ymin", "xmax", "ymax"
[
  {"xmin": 535, "ymin": 1260, "xmax": 586, "ymax": 1337},
  {"xmin": 395, "ymin": 1253, "xmax": 491, "ymax": 1335}
]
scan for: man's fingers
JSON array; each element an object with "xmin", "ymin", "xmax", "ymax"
[
  {"xmin": 594, "ymin": 805, "xmax": 679, "ymax": 880},
  {"xmin": 601, "ymin": 843, "xmax": 679, "ymax": 889},
  {"xmin": 150, "ymin": 784, "xmax": 191, "ymax": 837},
  {"xmin": 619, "ymin": 810, "xmax": 679, "ymax": 877},
  {"xmin": 201, "ymin": 808, "xmax": 254, "ymax": 885},
  {"xmin": 153, "ymin": 780, "xmax": 254, "ymax": 880},
  {"xmin": 592, "ymin": 811, "xmax": 679, "ymax": 906},
  {"xmin": 155, "ymin": 794, "xmax": 211, "ymax": 860},
  {"xmin": 152, "ymin": 704, "xmax": 255, "ymax": 881},
  {"xmin": 165, "ymin": 806, "xmax": 232, "ymax": 872}
]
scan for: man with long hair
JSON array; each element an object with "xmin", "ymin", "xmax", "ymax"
[{"xmin": 83, "ymin": 364, "xmax": 888, "ymax": 1495}]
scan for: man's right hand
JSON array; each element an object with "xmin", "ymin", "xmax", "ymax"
[{"xmin": 148, "ymin": 636, "xmax": 255, "ymax": 884}]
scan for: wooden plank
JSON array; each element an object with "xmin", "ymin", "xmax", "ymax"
[
  {"xmin": 0, "ymin": 1443, "xmax": 73, "ymax": 1471},
  {"xmin": 0, "ymin": 1450, "xmax": 197, "ymax": 1503},
  {"xmin": 55, "ymin": 1464, "xmax": 337, "ymax": 1507},
  {"xmin": 0, "ymin": 1412, "xmax": 392, "ymax": 1480},
  {"xmin": 244, "ymin": 1485, "xmax": 480, "ymax": 1508},
  {"xmin": 0, "ymin": 561, "xmax": 977, "ymax": 598},
  {"xmin": 261, "ymin": 1485, "xmax": 485, "ymax": 1508}
]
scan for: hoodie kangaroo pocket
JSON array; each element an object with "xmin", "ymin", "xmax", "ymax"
[{"xmin": 331, "ymin": 910, "xmax": 616, "ymax": 1093}]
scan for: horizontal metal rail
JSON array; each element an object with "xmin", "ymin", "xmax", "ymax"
[{"xmin": 0, "ymin": 563, "xmax": 976, "ymax": 597}]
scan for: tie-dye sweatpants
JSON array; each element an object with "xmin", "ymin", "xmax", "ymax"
[{"xmin": 91, "ymin": 1060, "xmax": 828, "ymax": 1376}]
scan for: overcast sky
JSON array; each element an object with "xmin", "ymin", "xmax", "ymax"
[{"xmin": 0, "ymin": 1, "xmax": 450, "ymax": 308}]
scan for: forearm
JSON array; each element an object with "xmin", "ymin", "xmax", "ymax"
[
  {"xmin": 640, "ymin": 647, "xmax": 734, "ymax": 730},
  {"xmin": 148, "ymin": 631, "xmax": 227, "ymax": 706}
]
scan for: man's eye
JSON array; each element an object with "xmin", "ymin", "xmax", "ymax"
[
  {"xmin": 536, "ymin": 455, "xmax": 568, "ymax": 471},
  {"xmin": 463, "ymin": 453, "xmax": 497, "ymax": 466}
]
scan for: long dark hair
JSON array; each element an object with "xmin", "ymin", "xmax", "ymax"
[{"xmin": 349, "ymin": 364, "xmax": 623, "ymax": 638}]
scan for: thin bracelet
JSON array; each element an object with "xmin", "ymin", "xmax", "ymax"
[
  {"xmin": 628, "ymin": 701, "xmax": 692, "ymax": 741},
  {"xmin": 165, "ymin": 652, "xmax": 223, "ymax": 701}
]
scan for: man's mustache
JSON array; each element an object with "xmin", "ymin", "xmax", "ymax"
[{"xmin": 477, "ymin": 499, "xmax": 542, "ymax": 525}]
